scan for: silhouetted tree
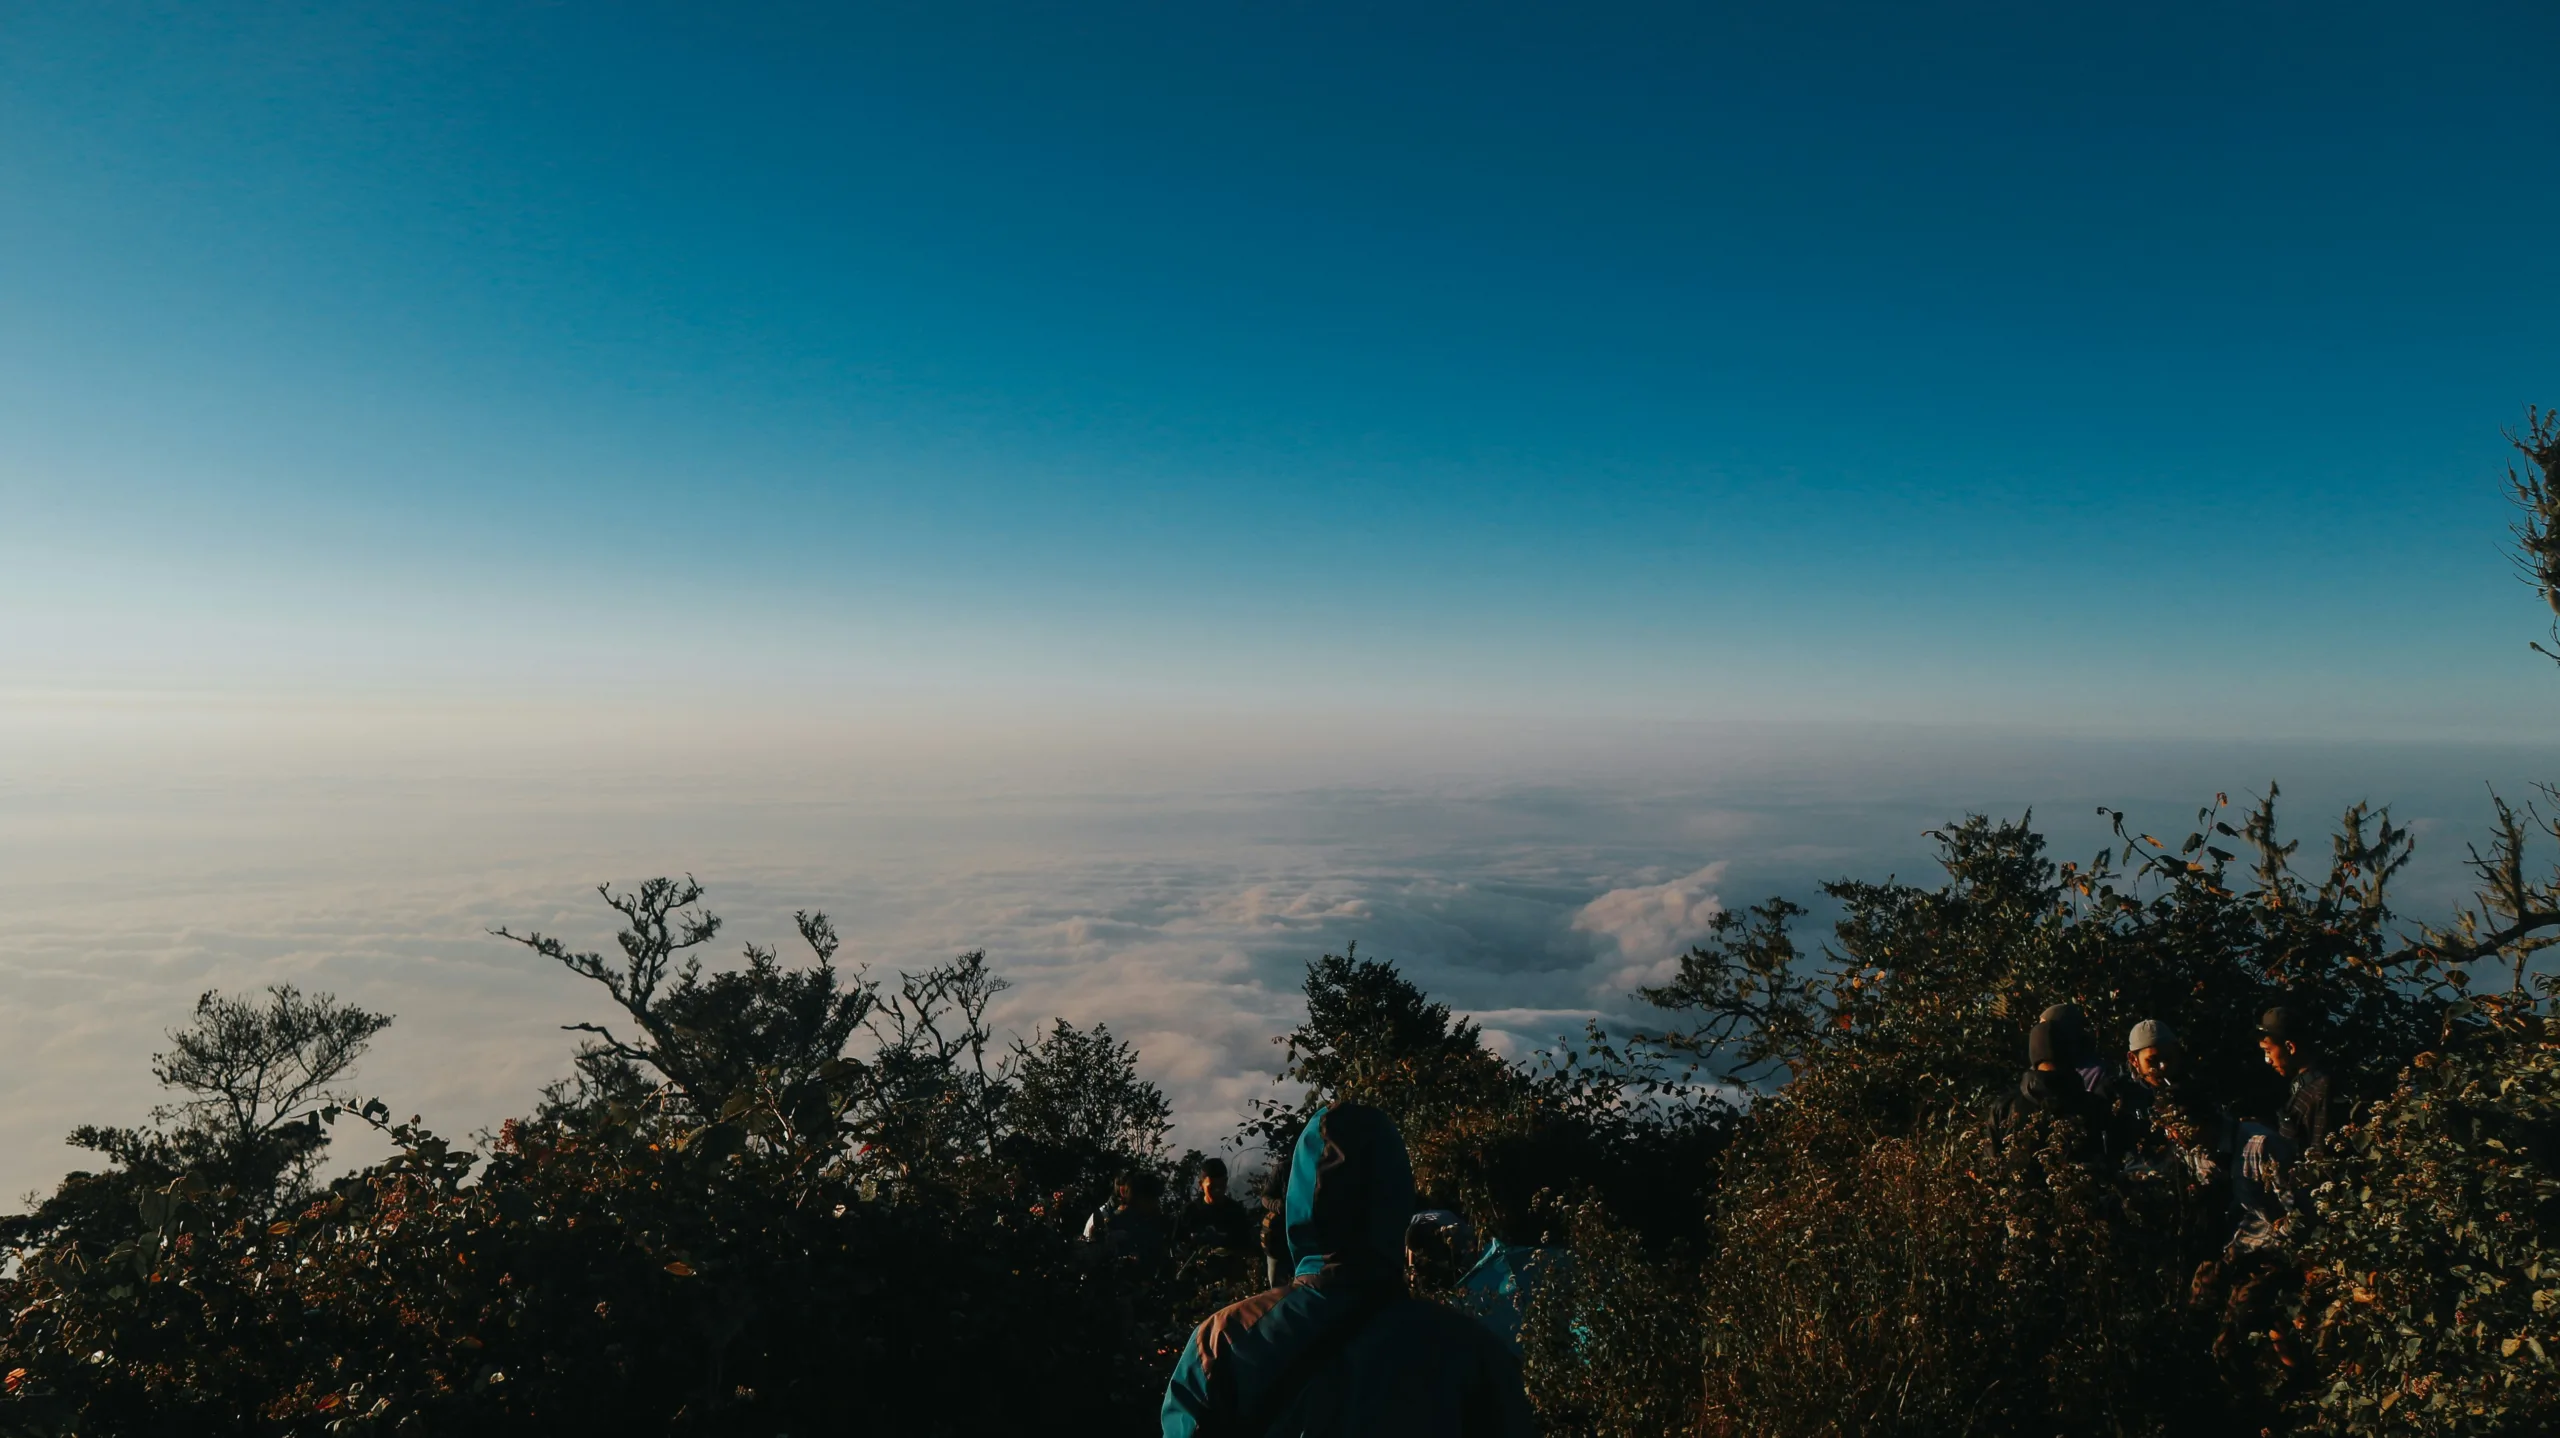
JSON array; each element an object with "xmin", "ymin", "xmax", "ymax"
[{"xmin": 3, "ymin": 985, "xmax": 390, "ymax": 1257}]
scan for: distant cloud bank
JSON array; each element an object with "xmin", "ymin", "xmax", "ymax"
[
  {"xmin": 1572, "ymin": 862, "xmax": 1729, "ymax": 992},
  {"xmin": 7, "ymin": 704, "xmax": 2558, "ymax": 1204}
]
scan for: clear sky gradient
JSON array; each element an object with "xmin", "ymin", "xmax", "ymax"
[{"xmin": 5, "ymin": 1, "xmax": 2558, "ymax": 731}]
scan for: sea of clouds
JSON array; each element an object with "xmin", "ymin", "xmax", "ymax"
[{"xmin": 6, "ymin": 695, "xmax": 2555, "ymax": 1205}]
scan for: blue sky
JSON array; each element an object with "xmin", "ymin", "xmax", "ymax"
[{"xmin": 5, "ymin": 1, "xmax": 2558, "ymax": 731}]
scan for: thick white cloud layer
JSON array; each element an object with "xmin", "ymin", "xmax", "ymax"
[
  {"xmin": 5, "ymin": 699, "xmax": 2552, "ymax": 1206},
  {"xmin": 1572, "ymin": 862, "xmax": 1730, "ymax": 991},
  {"xmin": 0, "ymin": 721, "xmax": 1728, "ymax": 1200}
]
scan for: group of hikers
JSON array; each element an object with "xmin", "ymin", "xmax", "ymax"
[
  {"xmin": 1075, "ymin": 1001, "xmax": 2338, "ymax": 1435},
  {"xmin": 1076, "ymin": 1158, "xmax": 1256, "ymax": 1273},
  {"xmin": 1997, "ymin": 1001, "xmax": 2336, "ymax": 1256}
]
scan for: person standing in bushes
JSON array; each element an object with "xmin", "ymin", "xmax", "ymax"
[
  {"xmin": 1084, "ymin": 1168, "xmax": 1171, "ymax": 1268},
  {"xmin": 1455, "ymin": 1134, "xmax": 1567, "ymax": 1357},
  {"xmin": 1999, "ymin": 1018, "xmax": 2125, "ymax": 1158},
  {"xmin": 1404, "ymin": 1208, "xmax": 1476, "ymax": 1297},
  {"xmin": 1454, "ymin": 1233, "xmax": 1558, "ymax": 1359},
  {"xmin": 2208, "ymin": 1005, "xmax": 2336, "ymax": 1253},
  {"xmin": 2125, "ymin": 1017, "xmax": 2182, "ymax": 1092},
  {"xmin": 2120, "ymin": 1018, "xmax": 2234, "ymax": 1207},
  {"xmin": 2186, "ymin": 1012, "xmax": 2338, "ymax": 1384},
  {"xmin": 2256, "ymin": 1004, "xmax": 2337, "ymax": 1152},
  {"xmin": 1175, "ymin": 1157, "xmax": 1254, "ymax": 1254},
  {"xmin": 2038, "ymin": 1002, "xmax": 2117, "ymax": 1097},
  {"xmin": 2124, "ymin": 1019, "xmax": 2213, "ymax": 1125},
  {"xmin": 1160, "ymin": 1104, "xmax": 1534, "ymax": 1438}
]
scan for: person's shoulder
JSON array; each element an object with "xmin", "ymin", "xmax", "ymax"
[{"xmin": 1192, "ymin": 1283, "xmax": 1292, "ymax": 1359}]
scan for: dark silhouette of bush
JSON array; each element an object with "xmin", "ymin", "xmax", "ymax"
[
  {"xmin": 1, "ymin": 985, "xmax": 392, "ymax": 1267},
  {"xmin": 1517, "ymin": 1193, "xmax": 1708, "ymax": 1438},
  {"xmin": 0, "ymin": 885, "xmax": 1180, "ymax": 1435},
  {"xmin": 1245, "ymin": 946, "xmax": 1730, "ymax": 1251}
]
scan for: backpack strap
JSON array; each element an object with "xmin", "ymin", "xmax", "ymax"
[{"xmin": 1207, "ymin": 1287, "xmax": 1399, "ymax": 1438}]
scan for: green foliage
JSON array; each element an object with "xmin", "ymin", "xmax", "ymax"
[
  {"xmin": 1250, "ymin": 946, "xmax": 1730, "ymax": 1251},
  {"xmin": 2507, "ymin": 405, "xmax": 2560, "ymax": 642},
  {"xmin": 1649, "ymin": 797, "xmax": 2446, "ymax": 1127},
  {"xmin": 150, "ymin": 986, "xmax": 396, "ymax": 1160},
  {"xmin": 999, "ymin": 1018, "xmax": 1171, "ymax": 1200},
  {"xmin": 2, "ymin": 986, "xmax": 391, "ymax": 1262},
  {"xmin": 1518, "ymin": 1194, "xmax": 1708, "ymax": 1438},
  {"xmin": 2292, "ymin": 1004, "xmax": 2560, "ymax": 1434},
  {"xmin": 1566, "ymin": 798, "xmax": 2458, "ymax": 1435},
  {"xmin": 0, "ymin": 887, "xmax": 1185, "ymax": 1436},
  {"xmin": 1249, "ymin": 945, "xmax": 1533, "ymax": 1203},
  {"xmin": 1695, "ymin": 1100, "xmax": 2238, "ymax": 1438},
  {"xmin": 504, "ymin": 882, "xmax": 886, "ymax": 1169},
  {"xmin": 0, "ymin": 1109, "xmax": 1145, "ymax": 1435}
]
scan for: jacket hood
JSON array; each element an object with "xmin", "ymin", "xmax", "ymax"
[{"xmin": 1283, "ymin": 1103, "xmax": 1415, "ymax": 1277}]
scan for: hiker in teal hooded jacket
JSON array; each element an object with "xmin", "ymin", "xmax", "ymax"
[
  {"xmin": 1159, "ymin": 1104, "xmax": 1534, "ymax": 1437},
  {"xmin": 1452, "ymin": 1128, "xmax": 1570, "ymax": 1357}
]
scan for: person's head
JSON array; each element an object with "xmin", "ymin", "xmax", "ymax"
[
  {"xmin": 2027, "ymin": 1019, "xmax": 2067, "ymax": 1073},
  {"xmin": 2036, "ymin": 1005, "xmax": 2094, "ymax": 1067},
  {"xmin": 2126, "ymin": 1019, "xmax": 2180, "ymax": 1088},
  {"xmin": 1404, "ymin": 1208, "xmax": 1476, "ymax": 1293},
  {"xmin": 1283, "ymin": 1104, "xmax": 1417, "ymax": 1277},
  {"xmin": 1116, "ymin": 1168, "xmax": 1164, "ymax": 1215},
  {"xmin": 1196, "ymin": 1157, "xmax": 1228, "ymax": 1203},
  {"xmin": 2258, "ymin": 1005, "xmax": 2315, "ymax": 1078}
]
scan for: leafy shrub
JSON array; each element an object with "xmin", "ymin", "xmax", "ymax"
[
  {"xmin": 1518, "ymin": 1194, "xmax": 1707, "ymax": 1438},
  {"xmin": 1693, "ymin": 1094, "xmax": 2236, "ymax": 1438},
  {"xmin": 1247, "ymin": 946, "xmax": 1730, "ymax": 1248},
  {"xmin": 0, "ymin": 1112, "xmax": 1152, "ymax": 1435},
  {"xmin": 0, "ymin": 883, "xmax": 1182, "ymax": 1436},
  {"xmin": 1581, "ymin": 801, "xmax": 2462, "ymax": 1436},
  {"xmin": 2291, "ymin": 1003, "xmax": 2560, "ymax": 1435}
]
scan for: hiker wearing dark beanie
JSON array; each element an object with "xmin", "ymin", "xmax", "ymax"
[
  {"xmin": 1997, "ymin": 1019, "xmax": 2120, "ymax": 1157},
  {"xmin": 2027, "ymin": 1020, "xmax": 2065, "ymax": 1068},
  {"xmin": 2037, "ymin": 1003, "xmax": 2115, "ymax": 1097}
]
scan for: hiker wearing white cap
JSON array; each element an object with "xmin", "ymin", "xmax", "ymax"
[
  {"xmin": 2120, "ymin": 1017, "xmax": 2229, "ymax": 1194},
  {"xmin": 2126, "ymin": 1018, "xmax": 2193, "ymax": 1093}
]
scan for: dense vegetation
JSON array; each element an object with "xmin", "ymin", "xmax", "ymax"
[{"xmin": 6, "ymin": 410, "xmax": 2559, "ymax": 1435}]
